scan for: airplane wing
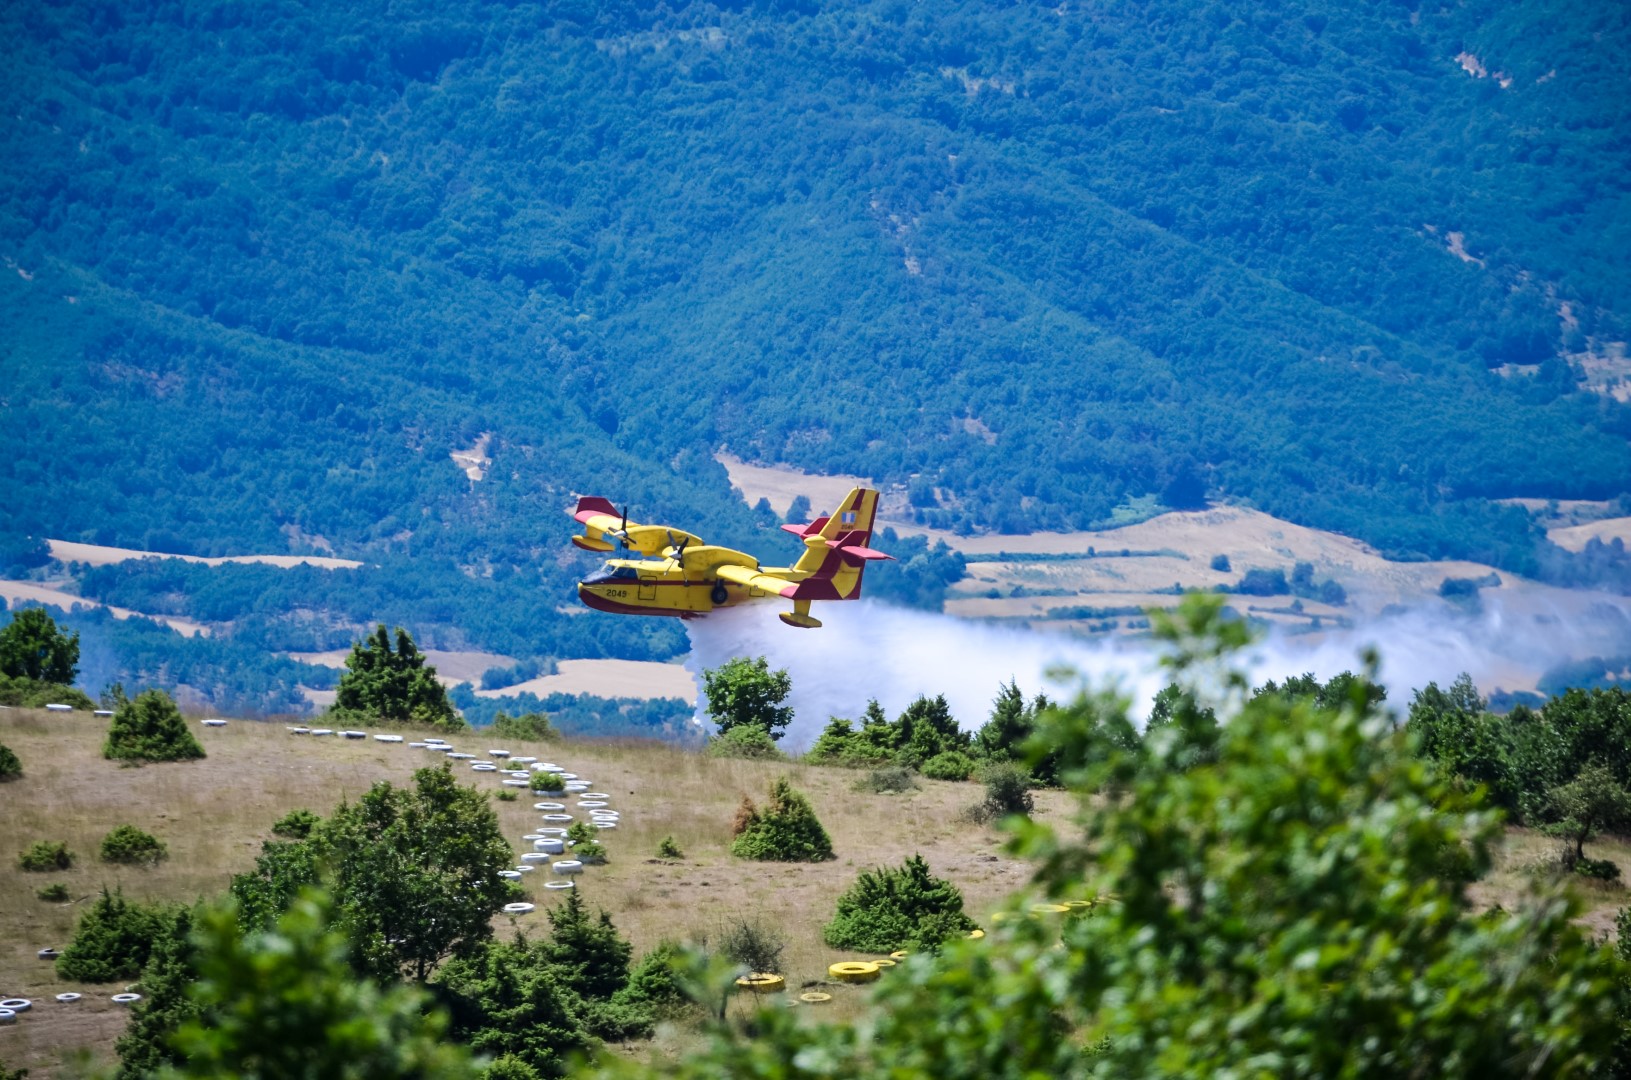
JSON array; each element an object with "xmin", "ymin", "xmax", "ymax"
[
  {"xmin": 713, "ymin": 563, "xmax": 797, "ymax": 598},
  {"xmin": 570, "ymin": 496, "xmax": 703, "ymax": 556}
]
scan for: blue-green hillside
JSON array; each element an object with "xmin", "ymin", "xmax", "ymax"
[{"xmin": 2, "ymin": 0, "xmax": 1628, "ymax": 702}]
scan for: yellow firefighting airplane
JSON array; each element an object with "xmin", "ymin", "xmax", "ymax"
[{"xmin": 571, "ymin": 488, "xmax": 891, "ymax": 628}]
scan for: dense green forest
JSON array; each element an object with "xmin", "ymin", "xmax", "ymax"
[{"xmin": 2, "ymin": 0, "xmax": 1628, "ymax": 695}]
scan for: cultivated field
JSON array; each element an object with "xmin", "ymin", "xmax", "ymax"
[
  {"xmin": 47, "ymin": 540, "xmax": 362, "ymax": 571},
  {"xmin": 0, "ymin": 707, "xmax": 1060, "ymax": 1076},
  {"xmin": 475, "ymin": 659, "xmax": 698, "ymax": 704},
  {"xmin": 0, "ymin": 581, "xmax": 209, "ymax": 638},
  {"xmin": 1549, "ymin": 516, "xmax": 1631, "ymax": 553},
  {"xmin": 288, "ymin": 648, "xmax": 521, "ymax": 687}
]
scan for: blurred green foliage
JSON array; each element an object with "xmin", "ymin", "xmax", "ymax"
[{"xmin": 583, "ymin": 596, "xmax": 1626, "ymax": 1077}]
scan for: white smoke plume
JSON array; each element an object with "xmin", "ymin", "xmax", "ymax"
[{"xmin": 683, "ymin": 594, "xmax": 1631, "ymax": 749}]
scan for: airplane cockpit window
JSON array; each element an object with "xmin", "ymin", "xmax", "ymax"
[{"xmin": 583, "ymin": 564, "xmax": 640, "ymax": 585}]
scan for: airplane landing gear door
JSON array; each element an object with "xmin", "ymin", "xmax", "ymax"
[{"xmin": 639, "ymin": 580, "xmax": 657, "ymax": 602}]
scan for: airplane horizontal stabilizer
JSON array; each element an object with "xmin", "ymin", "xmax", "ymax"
[
  {"xmin": 825, "ymin": 540, "xmax": 893, "ymax": 560},
  {"xmin": 572, "ymin": 495, "xmax": 620, "ymax": 524},
  {"xmin": 779, "ymin": 516, "xmax": 829, "ymax": 538}
]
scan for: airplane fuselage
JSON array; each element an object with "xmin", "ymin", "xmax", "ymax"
[{"xmin": 576, "ymin": 556, "xmax": 798, "ymax": 619}]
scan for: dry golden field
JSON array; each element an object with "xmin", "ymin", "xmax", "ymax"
[{"xmin": 0, "ymin": 706, "xmax": 1062, "ymax": 1076}]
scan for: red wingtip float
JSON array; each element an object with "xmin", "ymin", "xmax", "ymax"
[{"xmin": 569, "ymin": 488, "xmax": 891, "ymax": 629}]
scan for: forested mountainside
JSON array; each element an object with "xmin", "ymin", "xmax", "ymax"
[{"xmin": 2, "ymin": 0, "xmax": 1629, "ymax": 692}]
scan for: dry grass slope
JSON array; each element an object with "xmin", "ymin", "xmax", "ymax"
[
  {"xmin": 0, "ymin": 707, "xmax": 1054, "ymax": 1075},
  {"xmin": 2, "ymin": 706, "xmax": 1625, "ymax": 1075}
]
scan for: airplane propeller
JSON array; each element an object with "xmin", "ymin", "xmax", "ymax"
[
  {"xmin": 667, "ymin": 531, "xmax": 689, "ymax": 566},
  {"xmin": 615, "ymin": 506, "xmax": 630, "ymax": 548}
]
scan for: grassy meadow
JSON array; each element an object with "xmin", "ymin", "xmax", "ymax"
[
  {"xmin": 0, "ymin": 706, "xmax": 1061, "ymax": 1075},
  {"xmin": 1, "ymin": 705, "xmax": 1626, "ymax": 1076}
]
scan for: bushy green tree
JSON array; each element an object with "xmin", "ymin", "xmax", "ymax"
[
  {"xmin": 973, "ymin": 681, "xmax": 1031, "ymax": 762},
  {"xmin": 56, "ymin": 887, "xmax": 171, "ymax": 982},
  {"xmin": 334, "ymin": 625, "xmax": 463, "ymax": 732},
  {"xmin": 822, "ymin": 855, "xmax": 975, "ymax": 953},
  {"xmin": 491, "ymin": 710, "xmax": 557, "ymax": 741},
  {"xmin": 1549, "ymin": 761, "xmax": 1631, "ymax": 866},
  {"xmin": 0, "ymin": 743, "xmax": 21, "ymax": 781},
  {"xmin": 700, "ymin": 656, "xmax": 793, "ymax": 741},
  {"xmin": 0, "ymin": 607, "xmax": 78, "ymax": 683},
  {"xmin": 231, "ymin": 766, "xmax": 511, "ymax": 981},
  {"xmin": 230, "ymin": 840, "xmax": 322, "ymax": 933},
  {"xmin": 544, "ymin": 890, "xmax": 634, "ymax": 1002},
  {"xmin": 1251, "ymin": 668, "xmax": 1386, "ymax": 713},
  {"xmin": 806, "ymin": 717, "xmax": 858, "ymax": 762},
  {"xmin": 730, "ymin": 777, "xmax": 833, "ymax": 862},
  {"xmin": 433, "ymin": 934, "xmax": 596, "ymax": 1079},
  {"xmin": 104, "ymin": 688, "xmax": 205, "ymax": 763},
  {"xmin": 1407, "ymin": 674, "xmax": 1518, "ymax": 810},
  {"xmin": 101, "ymin": 824, "xmax": 168, "ymax": 865},
  {"xmin": 156, "ymin": 892, "xmax": 480, "ymax": 1079},
  {"xmin": 314, "ymin": 765, "xmax": 514, "ymax": 981},
  {"xmin": 115, "ymin": 907, "xmax": 200, "ymax": 1080},
  {"xmin": 893, "ymin": 695, "xmax": 967, "ymax": 768}
]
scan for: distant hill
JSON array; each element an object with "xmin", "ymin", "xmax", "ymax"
[{"xmin": 2, "ymin": 0, "xmax": 1628, "ymax": 701}]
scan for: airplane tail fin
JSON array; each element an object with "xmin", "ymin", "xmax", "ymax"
[{"xmin": 788, "ymin": 488, "xmax": 892, "ymax": 599}]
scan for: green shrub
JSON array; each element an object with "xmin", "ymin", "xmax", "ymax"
[
  {"xmin": 272, "ymin": 808, "xmax": 321, "ymax": 839},
  {"xmin": 486, "ymin": 1055, "xmax": 545, "ymax": 1080},
  {"xmin": 491, "ymin": 710, "xmax": 557, "ymax": 742},
  {"xmin": 656, "ymin": 836, "xmax": 684, "ymax": 859},
  {"xmin": 494, "ymin": 789, "xmax": 518, "ymax": 802},
  {"xmin": 823, "ymin": 854, "xmax": 976, "ymax": 953},
  {"xmin": 717, "ymin": 917, "xmax": 786, "ymax": 975},
  {"xmin": 566, "ymin": 821, "xmax": 600, "ymax": 845},
  {"xmin": 56, "ymin": 887, "xmax": 170, "ymax": 982},
  {"xmin": 574, "ymin": 840, "xmax": 608, "ymax": 864},
  {"xmin": 36, "ymin": 882, "xmax": 70, "ymax": 902},
  {"xmin": 704, "ymin": 725, "xmax": 786, "ymax": 760},
  {"xmin": 19, "ymin": 840, "xmax": 74, "ymax": 871},
  {"xmin": 1575, "ymin": 856, "xmax": 1622, "ymax": 881},
  {"xmin": 104, "ymin": 688, "xmax": 205, "ymax": 763},
  {"xmin": 613, "ymin": 941, "xmax": 688, "ymax": 1011},
  {"xmin": 101, "ymin": 825, "xmax": 168, "ymax": 866},
  {"xmin": 805, "ymin": 715, "xmax": 892, "ymax": 767},
  {"xmin": 731, "ymin": 777, "xmax": 834, "ymax": 862},
  {"xmin": 0, "ymin": 674, "xmax": 95, "ymax": 710},
  {"xmin": 530, "ymin": 770, "xmax": 565, "ymax": 793},
  {"xmin": 854, "ymin": 767, "xmax": 919, "ymax": 794},
  {"xmin": 0, "ymin": 742, "xmax": 20, "ymax": 780},
  {"xmin": 967, "ymin": 761, "xmax": 1035, "ymax": 823},
  {"xmin": 921, "ymin": 750, "xmax": 976, "ymax": 782}
]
